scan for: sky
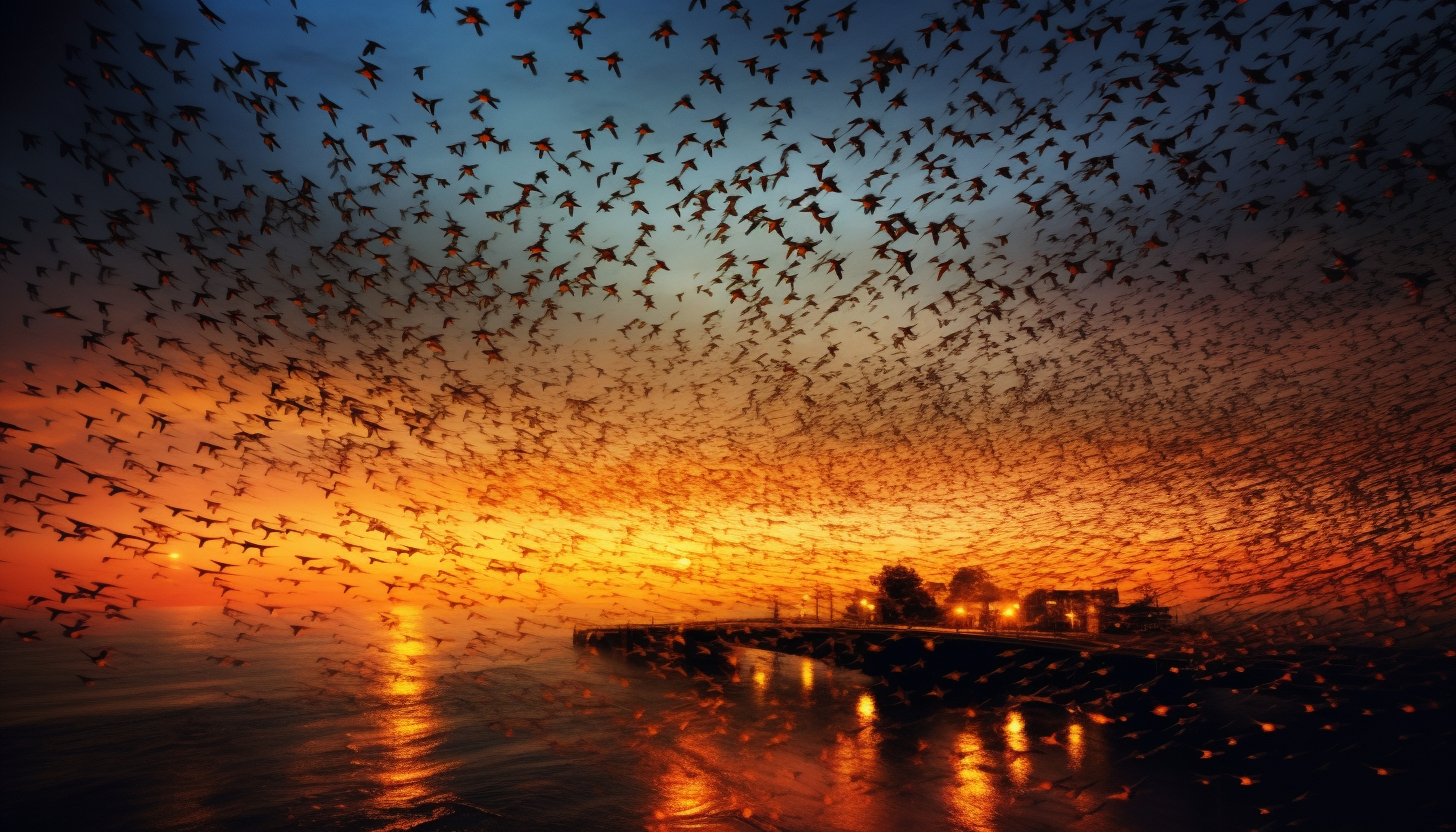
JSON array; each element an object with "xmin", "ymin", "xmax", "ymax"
[{"xmin": 1, "ymin": 0, "xmax": 1454, "ymax": 644}]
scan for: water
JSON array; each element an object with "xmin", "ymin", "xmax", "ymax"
[{"xmin": 2, "ymin": 608, "xmax": 1450, "ymax": 831}]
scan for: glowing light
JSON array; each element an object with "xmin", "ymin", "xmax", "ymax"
[
  {"xmin": 1066, "ymin": 721, "xmax": 1085, "ymax": 770},
  {"xmin": 1004, "ymin": 710, "xmax": 1025, "ymax": 739},
  {"xmin": 675, "ymin": 557, "xmax": 692, "ymax": 568},
  {"xmin": 653, "ymin": 763, "xmax": 723, "ymax": 822},
  {"xmin": 856, "ymin": 692, "xmax": 876, "ymax": 724},
  {"xmin": 366, "ymin": 606, "xmax": 449, "ymax": 812},
  {"xmin": 1003, "ymin": 710, "xmax": 1030, "ymax": 786},
  {"xmin": 168, "ymin": 553, "xmax": 180, "ymax": 559},
  {"xmin": 825, "ymin": 693, "xmax": 885, "ymax": 828},
  {"xmin": 947, "ymin": 727, "xmax": 995, "ymax": 829}
]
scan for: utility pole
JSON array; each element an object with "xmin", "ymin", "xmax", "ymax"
[
  {"xmin": 828, "ymin": 587, "xmax": 834, "ymax": 624},
  {"xmin": 772, "ymin": 597, "xmax": 780, "ymax": 623}
]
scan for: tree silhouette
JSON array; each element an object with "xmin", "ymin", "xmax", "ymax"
[
  {"xmin": 945, "ymin": 566, "xmax": 1005, "ymax": 626},
  {"xmin": 945, "ymin": 566, "xmax": 1001, "ymax": 605},
  {"xmin": 871, "ymin": 564, "xmax": 941, "ymax": 625}
]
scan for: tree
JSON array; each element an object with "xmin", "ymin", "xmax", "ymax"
[
  {"xmin": 946, "ymin": 566, "xmax": 1002, "ymax": 606},
  {"xmin": 945, "ymin": 566, "xmax": 1004, "ymax": 625},
  {"xmin": 871, "ymin": 564, "xmax": 941, "ymax": 625}
]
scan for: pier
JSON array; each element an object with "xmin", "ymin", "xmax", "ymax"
[{"xmin": 574, "ymin": 620, "xmax": 1189, "ymax": 708}]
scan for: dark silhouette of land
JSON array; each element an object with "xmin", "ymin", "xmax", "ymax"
[{"xmin": 575, "ymin": 619, "xmax": 1186, "ymax": 707}]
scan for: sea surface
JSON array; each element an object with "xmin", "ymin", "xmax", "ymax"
[{"xmin": 2, "ymin": 608, "xmax": 1450, "ymax": 831}]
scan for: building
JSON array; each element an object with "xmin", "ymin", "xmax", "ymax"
[
  {"xmin": 1020, "ymin": 588, "xmax": 1120, "ymax": 633},
  {"xmin": 1019, "ymin": 588, "xmax": 1173, "ymax": 633},
  {"xmin": 1099, "ymin": 598, "xmax": 1174, "ymax": 633}
]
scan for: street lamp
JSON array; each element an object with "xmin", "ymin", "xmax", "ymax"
[{"xmin": 954, "ymin": 606, "xmax": 965, "ymax": 633}]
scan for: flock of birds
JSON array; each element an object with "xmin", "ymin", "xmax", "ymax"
[{"xmin": 0, "ymin": 0, "xmax": 1453, "ymax": 730}]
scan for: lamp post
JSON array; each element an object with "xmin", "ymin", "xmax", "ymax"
[{"xmin": 1002, "ymin": 603, "xmax": 1019, "ymax": 632}]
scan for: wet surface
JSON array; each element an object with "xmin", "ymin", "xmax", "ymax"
[{"xmin": 4, "ymin": 610, "xmax": 1450, "ymax": 831}]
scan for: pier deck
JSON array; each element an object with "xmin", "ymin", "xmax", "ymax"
[{"xmin": 574, "ymin": 619, "xmax": 1187, "ymax": 706}]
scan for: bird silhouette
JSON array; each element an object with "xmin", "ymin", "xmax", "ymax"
[{"xmin": 0, "ymin": 10, "xmax": 1450, "ymax": 831}]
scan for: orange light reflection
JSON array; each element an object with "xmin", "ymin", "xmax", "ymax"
[
  {"xmin": 1002, "ymin": 709, "xmax": 1031, "ymax": 787},
  {"xmin": 366, "ymin": 606, "xmax": 453, "ymax": 813},
  {"xmin": 947, "ymin": 724, "xmax": 998, "ymax": 830}
]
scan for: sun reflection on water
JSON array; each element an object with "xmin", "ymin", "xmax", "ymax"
[{"xmin": 365, "ymin": 606, "xmax": 453, "ymax": 813}]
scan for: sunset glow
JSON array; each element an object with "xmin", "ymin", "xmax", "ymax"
[{"xmin": 2, "ymin": 0, "xmax": 1453, "ymax": 829}]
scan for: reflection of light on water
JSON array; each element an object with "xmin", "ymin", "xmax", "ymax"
[
  {"xmin": 387, "ymin": 662, "xmax": 423, "ymax": 698},
  {"xmin": 1003, "ymin": 710, "xmax": 1026, "ymax": 749},
  {"xmin": 856, "ymin": 693, "xmax": 876, "ymax": 726},
  {"xmin": 800, "ymin": 658, "xmax": 814, "ymax": 692},
  {"xmin": 1065, "ymin": 721, "xmax": 1085, "ymax": 770},
  {"xmin": 822, "ymin": 691, "xmax": 886, "ymax": 831},
  {"xmin": 647, "ymin": 718, "xmax": 737, "ymax": 824},
  {"xmin": 750, "ymin": 653, "xmax": 774, "ymax": 702},
  {"xmin": 368, "ymin": 606, "xmax": 451, "ymax": 812},
  {"xmin": 652, "ymin": 761, "xmax": 724, "ymax": 822},
  {"xmin": 1002, "ymin": 709, "xmax": 1031, "ymax": 787},
  {"xmin": 947, "ymin": 726, "xmax": 997, "ymax": 830}
]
